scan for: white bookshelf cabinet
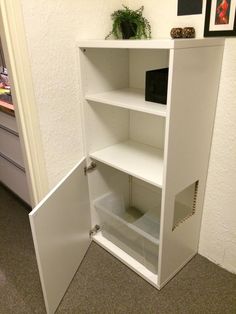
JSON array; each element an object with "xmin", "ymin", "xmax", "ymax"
[{"xmin": 29, "ymin": 39, "xmax": 224, "ymax": 314}]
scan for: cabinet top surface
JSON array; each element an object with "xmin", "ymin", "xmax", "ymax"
[{"xmin": 77, "ymin": 38, "xmax": 225, "ymax": 49}]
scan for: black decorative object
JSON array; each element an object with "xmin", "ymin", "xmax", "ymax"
[
  {"xmin": 178, "ymin": 0, "xmax": 203, "ymax": 16},
  {"xmin": 145, "ymin": 68, "xmax": 169, "ymax": 105},
  {"xmin": 204, "ymin": 0, "xmax": 236, "ymax": 37}
]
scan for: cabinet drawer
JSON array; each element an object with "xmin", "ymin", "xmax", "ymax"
[
  {"xmin": 0, "ymin": 110, "xmax": 18, "ymax": 134},
  {"xmin": 0, "ymin": 126, "xmax": 24, "ymax": 168},
  {"xmin": 0, "ymin": 155, "xmax": 30, "ymax": 204}
]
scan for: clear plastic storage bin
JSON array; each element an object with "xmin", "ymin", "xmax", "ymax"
[{"xmin": 94, "ymin": 192, "xmax": 160, "ymax": 273}]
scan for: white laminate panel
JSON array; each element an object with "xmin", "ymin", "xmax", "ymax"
[
  {"xmin": 29, "ymin": 158, "xmax": 91, "ymax": 314},
  {"xmin": 77, "ymin": 38, "xmax": 225, "ymax": 49},
  {"xmin": 158, "ymin": 45, "xmax": 224, "ymax": 287}
]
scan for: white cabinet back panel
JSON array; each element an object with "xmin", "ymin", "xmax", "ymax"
[
  {"xmin": 130, "ymin": 111, "xmax": 165, "ymax": 149},
  {"xmin": 29, "ymin": 158, "xmax": 91, "ymax": 314},
  {"xmin": 82, "ymin": 48, "xmax": 129, "ymax": 94},
  {"xmin": 129, "ymin": 49, "xmax": 169, "ymax": 89},
  {"xmin": 85, "ymin": 102, "xmax": 129, "ymax": 154}
]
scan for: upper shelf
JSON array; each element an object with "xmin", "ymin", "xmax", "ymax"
[
  {"xmin": 86, "ymin": 88, "xmax": 167, "ymax": 117},
  {"xmin": 77, "ymin": 38, "xmax": 225, "ymax": 50}
]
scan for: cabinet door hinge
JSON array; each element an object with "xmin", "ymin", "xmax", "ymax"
[
  {"xmin": 89, "ymin": 225, "xmax": 101, "ymax": 237},
  {"xmin": 84, "ymin": 161, "xmax": 96, "ymax": 175}
]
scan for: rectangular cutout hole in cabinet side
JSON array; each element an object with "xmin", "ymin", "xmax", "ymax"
[{"xmin": 172, "ymin": 180, "xmax": 199, "ymax": 231}]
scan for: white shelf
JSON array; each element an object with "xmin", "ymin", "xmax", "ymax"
[
  {"xmin": 90, "ymin": 140, "xmax": 163, "ymax": 188},
  {"xmin": 86, "ymin": 88, "xmax": 167, "ymax": 117},
  {"xmin": 92, "ymin": 232, "xmax": 158, "ymax": 288},
  {"xmin": 78, "ymin": 38, "xmax": 225, "ymax": 50}
]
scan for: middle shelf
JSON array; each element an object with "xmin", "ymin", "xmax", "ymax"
[
  {"xmin": 90, "ymin": 140, "xmax": 164, "ymax": 188},
  {"xmin": 86, "ymin": 88, "xmax": 167, "ymax": 117}
]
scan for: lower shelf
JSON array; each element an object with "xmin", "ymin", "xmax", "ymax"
[{"xmin": 92, "ymin": 232, "xmax": 159, "ymax": 288}]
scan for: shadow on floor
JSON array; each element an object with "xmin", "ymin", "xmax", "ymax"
[{"xmin": 0, "ymin": 184, "xmax": 236, "ymax": 314}]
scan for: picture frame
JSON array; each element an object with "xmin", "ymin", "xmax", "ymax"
[{"xmin": 204, "ymin": 0, "xmax": 236, "ymax": 36}]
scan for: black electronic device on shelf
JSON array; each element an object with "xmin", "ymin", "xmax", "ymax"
[{"xmin": 145, "ymin": 68, "xmax": 169, "ymax": 105}]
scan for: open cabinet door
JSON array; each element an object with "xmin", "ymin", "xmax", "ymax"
[{"xmin": 29, "ymin": 158, "xmax": 91, "ymax": 314}]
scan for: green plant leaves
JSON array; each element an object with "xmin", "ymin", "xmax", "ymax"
[{"xmin": 105, "ymin": 5, "xmax": 151, "ymax": 39}]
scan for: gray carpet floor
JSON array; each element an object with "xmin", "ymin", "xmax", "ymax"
[{"xmin": 0, "ymin": 184, "xmax": 236, "ymax": 314}]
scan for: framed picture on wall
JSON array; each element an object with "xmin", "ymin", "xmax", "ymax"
[{"xmin": 204, "ymin": 0, "xmax": 236, "ymax": 36}]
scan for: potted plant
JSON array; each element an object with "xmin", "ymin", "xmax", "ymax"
[{"xmin": 105, "ymin": 5, "xmax": 151, "ymax": 40}]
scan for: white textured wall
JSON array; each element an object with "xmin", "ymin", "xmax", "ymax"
[
  {"xmin": 199, "ymin": 40, "xmax": 236, "ymax": 274},
  {"xmin": 20, "ymin": 0, "xmax": 123, "ymax": 188},
  {"xmin": 20, "ymin": 0, "xmax": 236, "ymax": 273},
  {"xmin": 128, "ymin": 0, "xmax": 236, "ymax": 273}
]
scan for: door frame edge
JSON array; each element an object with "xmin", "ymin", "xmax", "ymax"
[{"xmin": 0, "ymin": 0, "xmax": 49, "ymax": 205}]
